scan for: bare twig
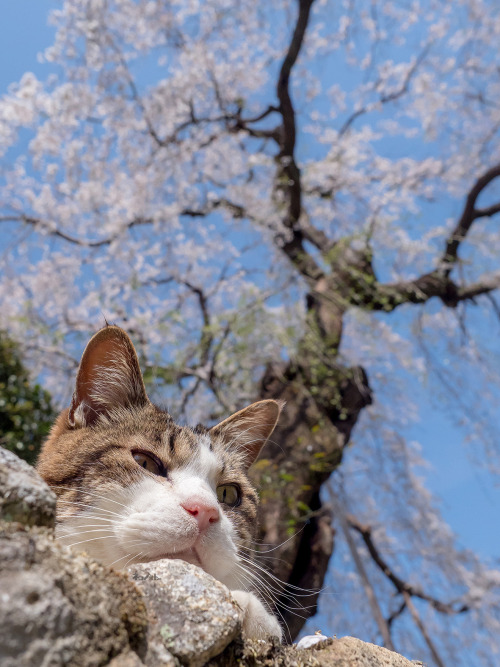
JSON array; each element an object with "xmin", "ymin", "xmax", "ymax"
[
  {"xmin": 441, "ymin": 163, "xmax": 500, "ymax": 274},
  {"xmin": 330, "ymin": 495, "xmax": 395, "ymax": 650},
  {"xmin": 347, "ymin": 515, "xmax": 469, "ymax": 616},
  {"xmin": 339, "ymin": 45, "xmax": 430, "ymax": 136},
  {"xmin": 403, "ymin": 592, "xmax": 446, "ymax": 667},
  {"xmin": 271, "ymin": 0, "xmax": 324, "ymax": 284}
]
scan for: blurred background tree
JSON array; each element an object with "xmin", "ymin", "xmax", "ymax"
[{"xmin": 0, "ymin": 332, "xmax": 54, "ymax": 465}]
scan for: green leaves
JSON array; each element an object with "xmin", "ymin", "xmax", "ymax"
[{"xmin": 0, "ymin": 333, "xmax": 55, "ymax": 466}]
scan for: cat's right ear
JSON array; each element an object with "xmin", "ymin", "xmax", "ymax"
[
  {"xmin": 209, "ymin": 399, "xmax": 283, "ymax": 469},
  {"xmin": 68, "ymin": 326, "xmax": 149, "ymax": 428}
]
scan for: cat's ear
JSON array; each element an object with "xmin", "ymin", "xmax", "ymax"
[
  {"xmin": 210, "ymin": 399, "xmax": 283, "ymax": 468},
  {"xmin": 68, "ymin": 326, "xmax": 148, "ymax": 428}
]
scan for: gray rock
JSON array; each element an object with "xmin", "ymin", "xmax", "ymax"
[
  {"xmin": 0, "ymin": 446, "xmax": 56, "ymax": 527},
  {"xmin": 210, "ymin": 635, "xmax": 421, "ymax": 666},
  {"xmin": 129, "ymin": 560, "xmax": 242, "ymax": 667},
  {"xmin": 0, "ymin": 521, "xmax": 148, "ymax": 667},
  {"xmin": 108, "ymin": 651, "xmax": 151, "ymax": 667},
  {"xmin": 302, "ymin": 636, "xmax": 419, "ymax": 667}
]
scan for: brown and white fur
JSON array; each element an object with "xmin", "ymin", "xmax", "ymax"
[{"xmin": 37, "ymin": 325, "xmax": 283, "ymax": 640}]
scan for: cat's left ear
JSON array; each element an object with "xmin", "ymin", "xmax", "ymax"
[
  {"xmin": 209, "ymin": 399, "xmax": 283, "ymax": 468},
  {"xmin": 68, "ymin": 325, "xmax": 149, "ymax": 428}
]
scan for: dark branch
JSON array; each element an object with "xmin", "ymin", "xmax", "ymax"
[
  {"xmin": 442, "ymin": 163, "xmax": 500, "ymax": 274},
  {"xmin": 373, "ymin": 270, "xmax": 500, "ymax": 311},
  {"xmin": 239, "ymin": 105, "xmax": 280, "ymax": 124},
  {"xmin": 474, "ymin": 201, "xmax": 500, "ymax": 218},
  {"xmin": 403, "ymin": 592, "xmax": 446, "ymax": 667},
  {"xmin": 182, "ymin": 280, "xmax": 212, "ymax": 367},
  {"xmin": 386, "ymin": 601, "xmax": 406, "ymax": 628},
  {"xmin": 347, "ymin": 515, "xmax": 469, "ymax": 616},
  {"xmin": 0, "ymin": 200, "xmax": 240, "ymax": 248},
  {"xmin": 333, "ymin": 502, "xmax": 395, "ymax": 649},
  {"xmin": 276, "ymin": 0, "xmax": 314, "ymax": 219},
  {"xmin": 340, "ymin": 46, "xmax": 429, "ymax": 136},
  {"xmin": 272, "ymin": 0, "xmax": 325, "ymax": 284},
  {"xmin": 277, "ymin": 0, "xmax": 314, "ymax": 159}
]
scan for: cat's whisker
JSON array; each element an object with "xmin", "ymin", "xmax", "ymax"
[
  {"xmin": 234, "ymin": 563, "xmax": 313, "ymax": 635},
  {"xmin": 244, "ymin": 524, "xmax": 309, "ymax": 555},
  {"xmin": 52, "ymin": 486, "xmax": 132, "ymax": 511},
  {"xmin": 235, "ymin": 562, "xmax": 320, "ymax": 624},
  {"xmin": 57, "ymin": 524, "xmax": 117, "ymax": 530},
  {"xmin": 55, "ymin": 499, "xmax": 128, "ymax": 519},
  {"xmin": 62, "ymin": 535, "xmax": 122, "ymax": 548},
  {"xmin": 122, "ymin": 551, "xmax": 144, "ymax": 569},
  {"xmin": 109, "ymin": 552, "xmax": 133, "ymax": 568},
  {"xmin": 237, "ymin": 573, "xmax": 312, "ymax": 615},
  {"xmin": 56, "ymin": 528, "xmax": 114, "ymax": 539},
  {"xmin": 231, "ymin": 570, "xmax": 295, "ymax": 644},
  {"xmin": 57, "ymin": 524, "xmax": 143, "ymax": 538},
  {"xmin": 56, "ymin": 516, "xmax": 118, "ymax": 526},
  {"xmin": 57, "ymin": 521, "xmax": 141, "ymax": 533},
  {"xmin": 235, "ymin": 572, "xmax": 294, "ymax": 644},
  {"xmin": 109, "ymin": 549, "xmax": 144, "ymax": 569},
  {"xmin": 58, "ymin": 531, "xmax": 145, "ymax": 550},
  {"xmin": 56, "ymin": 511, "xmax": 123, "ymax": 525},
  {"xmin": 235, "ymin": 568, "xmax": 284, "ymax": 602},
  {"xmin": 237, "ymin": 554, "xmax": 319, "ymax": 596},
  {"xmin": 239, "ymin": 546, "xmax": 293, "ymax": 567}
]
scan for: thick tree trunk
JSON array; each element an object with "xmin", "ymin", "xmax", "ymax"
[{"xmin": 250, "ymin": 327, "xmax": 372, "ymax": 639}]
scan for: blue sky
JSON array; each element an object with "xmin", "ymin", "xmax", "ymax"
[
  {"xmin": 1, "ymin": 1, "xmax": 499, "ymax": 567},
  {"xmin": 0, "ymin": 2, "xmax": 58, "ymax": 91}
]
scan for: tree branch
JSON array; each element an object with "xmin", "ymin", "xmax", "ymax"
[
  {"xmin": 0, "ymin": 214, "xmax": 156, "ymax": 247},
  {"xmin": 182, "ymin": 280, "xmax": 212, "ymax": 367},
  {"xmin": 403, "ymin": 592, "xmax": 446, "ymax": 667},
  {"xmin": 441, "ymin": 163, "xmax": 500, "ymax": 274},
  {"xmin": 339, "ymin": 45, "xmax": 430, "ymax": 137},
  {"xmin": 374, "ymin": 270, "xmax": 500, "ymax": 310},
  {"xmin": 0, "ymin": 203, "xmax": 232, "ymax": 247},
  {"xmin": 347, "ymin": 515, "xmax": 469, "ymax": 616},
  {"xmin": 277, "ymin": 0, "xmax": 314, "ymax": 160},
  {"xmin": 331, "ymin": 496, "xmax": 395, "ymax": 650},
  {"xmin": 272, "ymin": 0, "xmax": 325, "ymax": 284}
]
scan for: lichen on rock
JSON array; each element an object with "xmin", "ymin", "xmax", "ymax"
[
  {"xmin": 130, "ymin": 560, "xmax": 242, "ymax": 667},
  {"xmin": 0, "ymin": 521, "xmax": 149, "ymax": 667},
  {"xmin": 0, "ymin": 446, "xmax": 56, "ymax": 527}
]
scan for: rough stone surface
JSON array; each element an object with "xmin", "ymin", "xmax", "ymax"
[
  {"xmin": 129, "ymin": 560, "xmax": 242, "ymax": 667},
  {"xmin": 0, "ymin": 446, "xmax": 56, "ymax": 527},
  {"xmin": 108, "ymin": 651, "xmax": 151, "ymax": 667},
  {"xmin": 310, "ymin": 637, "xmax": 420, "ymax": 667},
  {"xmin": 0, "ymin": 521, "xmax": 148, "ymax": 667},
  {"xmin": 210, "ymin": 636, "xmax": 421, "ymax": 667}
]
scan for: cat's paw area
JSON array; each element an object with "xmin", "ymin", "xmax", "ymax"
[{"xmin": 231, "ymin": 589, "xmax": 282, "ymax": 641}]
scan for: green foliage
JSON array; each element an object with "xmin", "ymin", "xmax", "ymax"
[{"xmin": 0, "ymin": 332, "xmax": 55, "ymax": 465}]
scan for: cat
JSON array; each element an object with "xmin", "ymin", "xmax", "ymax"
[{"xmin": 36, "ymin": 325, "xmax": 283, "ymax": 641}]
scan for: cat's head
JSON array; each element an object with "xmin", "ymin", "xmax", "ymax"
[{"xmin": 37, "ymin": 325, "xmax": 282, "ymax": 589}]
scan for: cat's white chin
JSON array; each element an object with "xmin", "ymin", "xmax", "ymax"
[{"xmin": 142, "ymin": 548, "xmax": 202, "ymax": 567}]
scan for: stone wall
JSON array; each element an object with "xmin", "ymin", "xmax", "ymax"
[{"xmin": 0, "ymin": 447, "xmax": 423, "ymax": 667}]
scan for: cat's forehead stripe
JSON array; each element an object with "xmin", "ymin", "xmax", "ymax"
[
  {"xmin": 195, "ymin": 434, "xmax": 221, "ymax": 476},
  {"xmin": 160, "ymin": 424, "xmax": 182, "ymax": 453},
  {"xmin": 167, "ymin": 430, "xmax": 175, "ymax": 453}
]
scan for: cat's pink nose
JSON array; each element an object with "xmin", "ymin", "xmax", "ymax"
[{"xmin": 181, "ymin": 499, "xmax": 220, "ymax": 531}]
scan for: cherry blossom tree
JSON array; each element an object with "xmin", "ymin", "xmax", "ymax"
[{"xmin": 1, "ymin": 0, "xmax": 500, "ymax": 663}]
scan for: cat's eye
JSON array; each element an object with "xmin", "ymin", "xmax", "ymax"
[
  {"xmin": 132, "ymin": 451, "xmax": 165, "ymax": 476},
  {"xmin": 216, "ymin": 484, "xmax": 241, "ymax": 507}
]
